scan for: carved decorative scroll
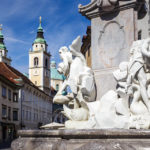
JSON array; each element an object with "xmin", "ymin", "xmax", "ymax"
[{"xmin": 78, "ymin": 0, "xmax": 138, "ymax": 19}]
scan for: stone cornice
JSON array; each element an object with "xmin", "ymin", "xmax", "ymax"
[
  {"xmin": 78, "ymin": 0, "xmax": 140, "ymax": 19},
  {"xmin": 29, "ymin": 50, "xmax": 51, "ymax": 56}
]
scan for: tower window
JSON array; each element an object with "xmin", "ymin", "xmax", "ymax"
[
  {"xmin": 41, "ymin": 45, "xmax": 43, "ymax": 48},
  {"xmin": 34, "ymin": 57, "xmax": 39, "ymax": 66},
  {"xmin": 36, "ymin": 45, "xmax": 38, "ymax": 47},
  {"xmin": 45, "ymin": 58, "xmax": 48, "ymax": 68},
  {"xmin": 56, "ymin": 84, "xmax": 59, "ymax": 91}
]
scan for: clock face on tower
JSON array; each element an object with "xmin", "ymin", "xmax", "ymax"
[{"xmin": 33, "ymin": 69, "xmax": 39, "ymax": 76}]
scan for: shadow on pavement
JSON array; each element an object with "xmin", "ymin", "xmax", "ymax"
[{"xmin": 0, "ymin": 141, "xmax": 11, "ymax": 150}]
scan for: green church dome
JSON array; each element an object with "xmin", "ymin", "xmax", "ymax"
[
  {"xmin": 34, "ymin": 38, "xmax": 46, "ymax": 44},
  {"xmin": 0, "ymin": 30, "xmax": 3, "ymax": 38},
  {"xmin": 33, "ymin": 16, "xmax": 47, "ymax": 45},
  {"xmin": 38, "ymin": 24, "xmax": 43, "ymax": 32},
  {"xmin": 0, "ymin": 43, "xmax": 6, "ymax": 49},
  {"xmin": 51, "ymin": 68, "xmax": 65, "ymax": 81},
  {"xmin": 51, "ymin": 61, "xmax": 65, "ymax": 81},
  {"xmin": 0, "ymin": 27, "xmax": 6, "ymax": 50}
]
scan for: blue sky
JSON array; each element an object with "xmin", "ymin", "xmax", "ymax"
[{"xmin": 0, "ymin": 0, "xmax": 90, "ymax": 73}]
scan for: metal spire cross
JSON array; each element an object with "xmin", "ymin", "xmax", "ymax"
[
  {"xmin": 39, "ymin": 16, "xmax": 42, "ymax": 24},
  {"xmin": 0, "ymin": 24, "xmax": 2, "ymax": 31}
]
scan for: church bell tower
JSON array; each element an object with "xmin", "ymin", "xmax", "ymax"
[
  {"xmin": 29, "ymin": 17, "xmax": 51, "ymax": 95},
  {"xmin": 0, "ymin": 25, "xmax": 11, "ymax": 65}
]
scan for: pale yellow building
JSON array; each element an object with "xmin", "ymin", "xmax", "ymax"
[{"xmin": 7, "ymin": 64, "xmax": 53, "ymax": 129}]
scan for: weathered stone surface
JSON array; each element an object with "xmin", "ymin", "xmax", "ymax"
[
  {"xmin": 78, "ymin": 0, "xmax": 140, "ymax": 100},
  {"xmin": 40, "ymin": 122, "xmax": 65, "ymax": 129},
  {"xmin": 91, "ymin": 8, "xmax": 136, "ymax": 99},
  {"xmin": 11, "ymin": 129, "xmax": 150, "ymax": 150}
]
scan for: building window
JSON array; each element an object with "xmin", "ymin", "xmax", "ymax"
[
  {"xmin": 8, "ymin": 89, "xmax": 11, "ymax": 100},
  {"xmin": 2, "ymin": 86, "xmax": 7, "ymax": 98},
  {"xmin": 22, "ymin": 110, "xmax": 24, "ymax": 119},
  {"xmin": 13, "ymin": 93, "xmax": 18, "ymax": 102},
  {"xmin": 138, "ymin": 30, "xmax": 142, "ymax": 40},
  {"xmin": 36, "ymin": 113, "xmax": 38, "ymax": 120},
  {"xmin": 8, "ymin": 107, "xmax": 11, "ymax": 120},
  {"xmin": 2, "ymin": 105, "xmax": 7, "ymax": 119},
  {"xmin": 35, "ymin": 81, "xmax": 37, "ymax": 85},
  {"xmin": 56, "ymin": 84, "xmax": 59, "ymax": 91},
  {"xmin": 34, "ymin": 113, "xmax": 36, "ymax": 121},
  {"xmin": 36, "ymin": 45, "xmax": 38, "ymax": 47},
  {"xmin": 45, "ymin": 70, "xmax": 49, "ymax": 77},
  {"xmin": 21, "ymin": 90, "xmax": 25, "ymax": 101},
  {"xmin": 41, "ymin": 45, "xmax": 43, "ymax": 48},
  {"xmin": 26, "ymin": 111, "xmax": 28, "ymax": 120},
  {"xmin": 13, "ymin": 109, "xmax": 18, "ymax": 121},
  {"xmin": 29, "ymin": 112, "xmax": 31, "ymax": 121},
  {"xmin": 45, "ymin": 58, "xmax": 48, "ymax": 68},
  {"xmin": 34, "ymin": 57, "xmax": 39, "ymax": 67}
]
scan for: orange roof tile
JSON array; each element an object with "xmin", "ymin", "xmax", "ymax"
[
  {"xmin": 0, "ymin": 62, "xmax": 52, "ymax": 98},
  {"xmin": 0, "ymin": 62, "xmax": 20, "ymax": 84}
]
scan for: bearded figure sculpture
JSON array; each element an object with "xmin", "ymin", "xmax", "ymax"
[{"xmin": 53, "ymin": 36, "xmax": 97, "ymax": 128}]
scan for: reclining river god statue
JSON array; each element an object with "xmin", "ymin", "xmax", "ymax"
[{"xmin": 53, "ymin": 36, "xmax": 150, "ymax": 129}]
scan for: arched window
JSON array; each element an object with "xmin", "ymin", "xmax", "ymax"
[
  {"xmin": 45, "ymin": 58, "xmax": 48, "ymax": 68},
  {"xmin": 56, "ymin": 84, "xmax": 59, "ymax": 91},
  {"xmin": 34, "ymin": 57, "xmax": 39, "ymax": 66}
]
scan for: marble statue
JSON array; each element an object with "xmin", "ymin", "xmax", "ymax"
[
  {"xmin": 53, "ymin": 36, "xmax": 96, "ymax": 127},
  {"xmin": 53, "ymin": 36, "xmax": 150, "ymax": 129}
]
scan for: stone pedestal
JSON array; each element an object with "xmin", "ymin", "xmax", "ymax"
[
  {"xmin": 12, "ymin": 129, "xmax": 150, "ymax": 150},
  {"xmin": 79, "ymin": 0, "xmax": 142, "ymax": 99}
]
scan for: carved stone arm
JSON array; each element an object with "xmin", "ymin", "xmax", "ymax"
[
  {"xmin": 56, "ymin": 80, "xmax": 68, "ymax": 95},
  {"xmin": 141, "ymin": 39, "xmax": 150, "ymax": 58}
]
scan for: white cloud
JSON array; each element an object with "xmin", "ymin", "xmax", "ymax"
[
  {"xmin": 6, "ymin": 37, "xmax": 29, "ymax": 44},
  {"xmin": 29, "ymin": 30, "xmax": 35, "ymax": 34}
]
